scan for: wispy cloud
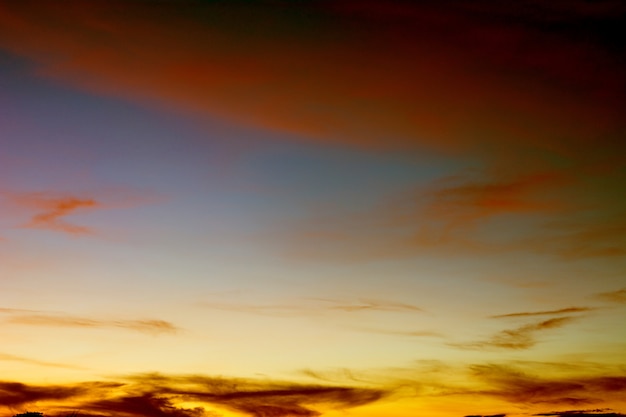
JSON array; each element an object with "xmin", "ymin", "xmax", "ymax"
[
  {"xmin": 0, "ymin": 352, "xmax": 84, "ymax": 370},
  {"xmin": 6, "ymin": 192, "xmax": 101, "ymax": 235},
  {"xmin": 308, "ymin": 297, "xmax": 424, "ymax": 313},
  {"xmin": 200, "ymin": 297, "xmax": 424, "ymax": 317},
  {"xmin": 452, "ymin": 316, "xmax": 578, "ymax": 350},
  {"xmin": 347, "ymin": 326, "xmax": 443, "ymax": 338},
  {"xmin": 596, "ymin": 289, "xmax": 626, "ymax": 304},
  {"xmin": 469, "ymin": 363, "xmax": 626, "ymax": 407},
  {"xmin": 7, "ymin": 314, "xmax": 179, "ymax": 335},
  {"xmin": 281, "ymin": 169, "xmax": 588, "ymax": 261},
  {"xmin": 0, "ymin": 307, "xmax": 39, "ymax": 314},
  {"xmin": 490, "ymin": 307, "xmax": 595, "ymax": 318}
]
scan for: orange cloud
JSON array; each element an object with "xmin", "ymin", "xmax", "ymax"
[
  {"xmin": 5, "ymin": 192, "xmax": 101, "ymax": 235},
  {"xmin": 7, "ymin": 313, "xmax": 179, "ymax": 335},
  {"xmin": 199, "ymin": 297, "xmax": 424, "ymax": 317},
  {"xmin": 0, "ymin": 373, "xmax": 388, "ymax": 417},
  {"xmin": 1, "ymin": 188, "xmax": 162, "ymax": 237},
  {"xmin": 26, "ymin": 197, "xmax": 98, "ymax": 234},
  {"xmin": 4, "ymin": 362, "xmax": 623, "ymax": 417}
]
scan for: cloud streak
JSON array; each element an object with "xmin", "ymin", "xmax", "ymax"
[
  {"xmin": 4, "ymin": 192, "xmax": 102, "ymax": 235},
  {"xmin": 0, "ymin": 353, "xmax": 84, "ymax": 370},
  {"xmin": 200, "ymin": 297, "xmax": 424, "ymax": 317},
  {"xmin": 596, "ymin": 289, "xmax": 626, "ymax": 305},
  {"xmin": 490, "ymin": 307, "xmax": 595, "ymax": 319},
  {"xmin": 534, "ymin": 410, "xmax": 626, "ymax": 416},
  {"xmin": 6, "ymin": 314, "xmax": 179, "ymax": 335},
  {"xmin": 452, "ymin": 317, "xmax": 578, "ymax": 350}
]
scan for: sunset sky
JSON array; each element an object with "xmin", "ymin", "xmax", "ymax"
[{"xmin": 1, "ymin": 1, "xmax": 625, "ymax": 417}]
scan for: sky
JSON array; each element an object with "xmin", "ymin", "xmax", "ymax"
[{"xmin": 0, "ymin": 1, "xmax": 625, "ymax": 417}]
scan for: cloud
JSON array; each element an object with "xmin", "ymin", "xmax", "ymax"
[
  {"xmin": 490, "ymin": 307, "xmax": 595, "ymax": 318},
  {"xmin": 1, "ymin": 188, "xmax": 164, "ymax": 238},
  {"xmin": 0, "ymin": 307, "xmax": 39, "ymax": 314},
  {"xmin": 281, "ymin": 159, "xmax": 626, "ymax": 262},
  {"xmin": 0, "ymin": 381, "xmax": 89, "ymax": 407},
  {"xmin": 464, "ymin": 414, "xmax": 506, "ymax": 417},
  {"xmin": 534, "ymin": 409, "xmax": 626, "ymax": 416},
  {"xmin": 200, "ymin": 297, "xmax": 424, "ymax": 317},
  {"xmin": 101, "ymin": 373, "xmax": 387, "ymax": 417},
  {"xmin": 7, "ymin": 314, "xmax": 179, "ymax": 335},
  {"xmin": 0, "ymin": 353, "xmax": 84, "ymax": 369},
  {"xmin": 346, "ymin": 327, "xmax": 443, "ymax": 338},
  {"xmin": 5, "ymin": 192, "xmax": 101, "ymax": 235},
  {"xmin": 1, "ymin": 0, "xmax": 624, "ymax": 264},
  {"xmin": 0, "ymin": 0, "xmax": 622, "ymax": 153},
  {"xmin": 82, "ymin": 394, "xmax": 209, "ymax": 417},
  {"xmin": 282, "ymin": 169, "xmax": 584, "ymax": 261},
  {"xmin": 371, "ymin": 329, "xmax": 442, "ymax": 338},
  {"xmin": 0, "ymin": 373, "xmax": 388, "ymax": 417},
  {"xmin": 526, "ymin": 216, "xmax": 626, "ymax": 260},
  {"xmin": 301, "ymin": 360, "xmax": 626, "ymax": 414},
  {"xmin": 595, "ymin": 289, "xmax": 626, "ymax": 304},
  {"xmin": 469, "ymin": 364, "xmax": 626, "ymax": 406},
  {"xmin": 452, "ymin": 316, "xmax": 578, "ymax": 350},
  {"xmin": 306, "ymin": 297, "xmax": 424, "ymax": 313},
  {"xmin": 3, "ymin": 363, "xmax": 624, "ymax": 417}
]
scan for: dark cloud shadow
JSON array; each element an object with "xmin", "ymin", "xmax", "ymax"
[{"xmin": 1, "ymin": 373, "xmax": 388, "ymax": 417}]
